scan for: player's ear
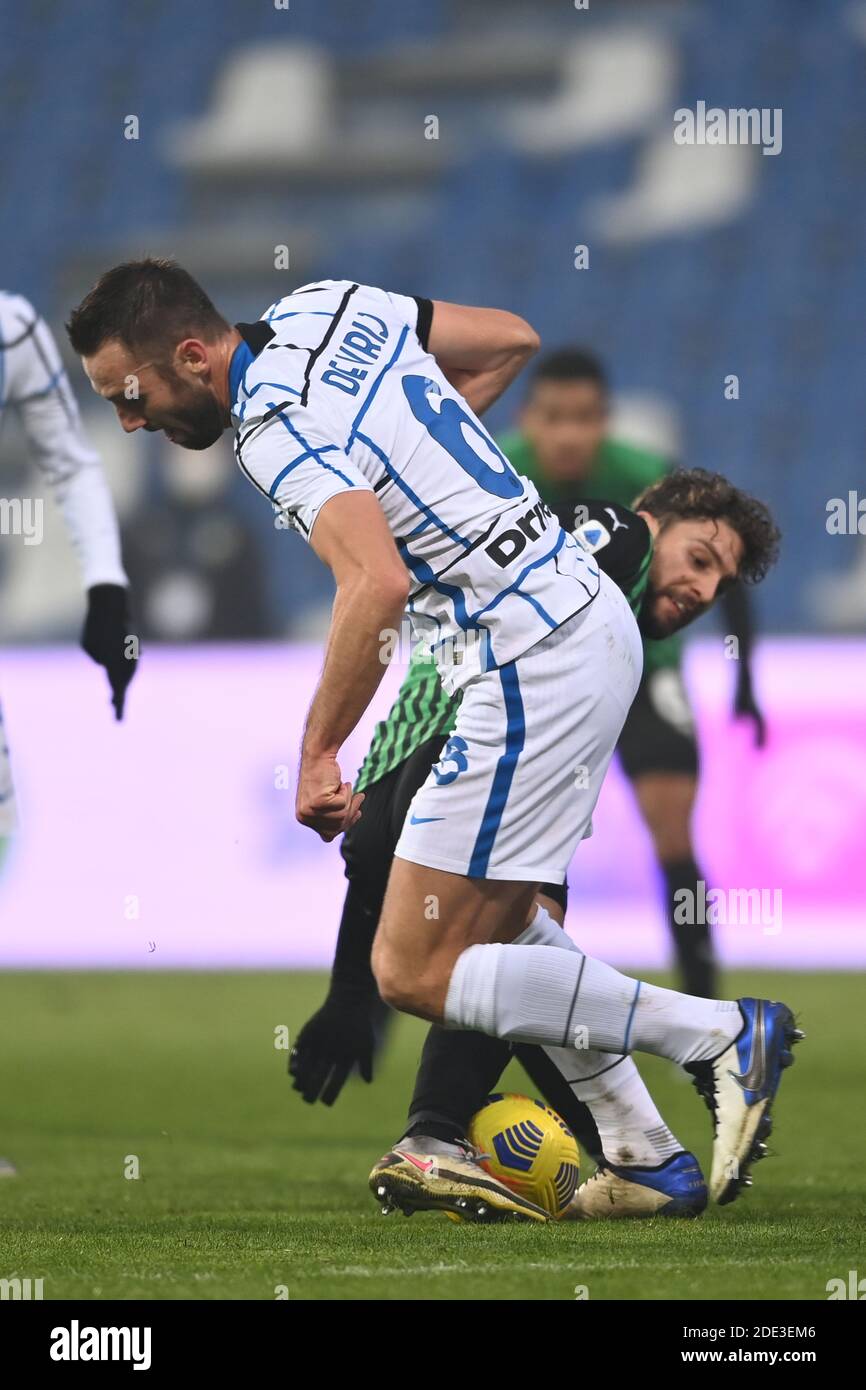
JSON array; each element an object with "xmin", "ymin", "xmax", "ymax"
[{"xmin": 176, "ymin": 337, "xmax": 209, "ymax": 373}]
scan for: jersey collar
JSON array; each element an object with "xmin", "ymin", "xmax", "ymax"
[{"xmin": 229, "ymin": 321, "xmax": 276, "ymax": 403}]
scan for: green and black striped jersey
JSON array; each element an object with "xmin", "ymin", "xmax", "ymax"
[
  {"xmin": 355, "ymin": 498, "xmax": 653, "ymax": 792},
  {"xmin": 355, "ymin": 651, "xmax": 456, "ymax": 793}
]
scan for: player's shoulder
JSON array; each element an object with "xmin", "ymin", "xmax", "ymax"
[
  {"xmin": 264, "ymin": 278, "xmax": 404, "ymax": 310},
  {"xmin": 0, "ymin": 290, "xmax": 40, "ymax": 344},
  {"xmin": 572, "ymin": 498, "xmax": 649, "ymax": 553}
]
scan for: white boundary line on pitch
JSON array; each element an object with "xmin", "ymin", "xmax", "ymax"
[{"xmin": 309, "ymin": 1255, "xmax": 820, "ymax": 1279}]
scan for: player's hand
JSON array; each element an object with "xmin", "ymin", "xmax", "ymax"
[
  {"xmin": 289, "ymin": 993, "xmax": 377, "ymax": 1105},
  {"xmin": 296, "ymin": 751, "xmax": 363, "ymax": 841},
  {"xmin": 80, "ymin": 584, "xmax": 138, "ymax": 721},
  {"xmin": 733, "ymin": 670, "xmax": 766, "ymax": 748}
]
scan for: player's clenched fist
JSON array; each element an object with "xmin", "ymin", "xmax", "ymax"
[{"xmin": 296, "ymin": 752, "xmax": 364, "ymax": 841}]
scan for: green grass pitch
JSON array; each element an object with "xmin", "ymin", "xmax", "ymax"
[{"xmin": 0, "ymin": 969, "xmax": 863, "ymax": 1301}]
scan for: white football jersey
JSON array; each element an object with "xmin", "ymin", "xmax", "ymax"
[
  {"xmin": 0, "ymin": 290, "xmax": 126, "ymax": 589},
  {"xmin": 231, "ymin": 280, "xmax": 600, "ymax": 690}
]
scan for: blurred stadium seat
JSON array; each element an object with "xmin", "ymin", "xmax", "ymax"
[{"xmin": 2, "ymin": 0, "xmax": 864, "ymax": 635}]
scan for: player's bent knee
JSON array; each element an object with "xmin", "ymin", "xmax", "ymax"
[
  {"xmin": 372, "ymin": 939, "xmax": 447, "ymax": 1018},
  {"xmin": 371, "ymin": 941, "xmax": 419, "ymax": 1014},
  {"xmin": 375, "ymin": 967, "xmax": 434, "ymax": 1017}
]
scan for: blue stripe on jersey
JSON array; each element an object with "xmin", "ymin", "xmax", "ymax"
[
  {"xmin": 468, "ymin": 662, "xmax": 525, "ymax": 876},
  {"xmin": 511, "ymin": 587, "xmax": 558, "ymax": 628},
  {"xmin": 474, "ymin": 529, "xmax": 570, "ymax": 627},
  {"xmin": 397, "ymin": 543, "xmax": 475, "ymax": 630},
  {"xmin": 268, "ymin": 311, "xmax": 334, "ymax": 320},
  {"xmin": 267, "ymin": 403, "xmax": 357, "ymax": 487},
  {"xmin": 356, "ymin": 430, "xmax": 471, "ymax": 549},
  {"xmin": 238, "ymin": 380, "xmax": 303, "ymax": 424},
  {"xmin": 268, "ymin": 445, "xmax": 342, "ymax": 498},
  {"xmin": 244, "ymin": 379, "xmax": 303, "ymax": 400},
  {"xmin": 347, "ymin": 323, "xmax": 409, "ymax": 448},
  {"xmin": 399, "ymin": 544, "xmax": 498, "ymax": 672},
  {"xmin": 229, "ymin": 341, "xmax": 255, "ymax": 404}
]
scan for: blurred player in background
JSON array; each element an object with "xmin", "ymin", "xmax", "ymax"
[
  {"xmin": 505, "ymin": 349, "xmax": 767, "ymax": 997},
  {"xmin": 1, "ymin": 291, "xmax": 136, "ymax": 1173}
]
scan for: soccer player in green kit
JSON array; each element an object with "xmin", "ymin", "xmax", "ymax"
[
  {"xmin": 504, "ymin": 349, "xmax": 766, "ymax": 997},
  {"xmin": 289, "ymin": 348, "xmax": 779, "ymax": 1221},
  {"xmin": 289, "ymin": 460, "xmax": 780, "ymax": 1219}
]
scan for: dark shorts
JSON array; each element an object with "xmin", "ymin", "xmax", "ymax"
[
  {"xmin": 342, "ymin": 733, "xmax": 568, "ymax": 915},
  {"xmin": 616, "ymin": 665, "xmax": 699, "ymax": 781}
]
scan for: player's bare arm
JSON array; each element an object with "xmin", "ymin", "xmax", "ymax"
[
  {"xmin": 298, "ymin": 490, "xmax": 410, "ymax": 842},
  {"xmin": 428, "ymin": 300, "xmax": 540, "ymax": 415}
]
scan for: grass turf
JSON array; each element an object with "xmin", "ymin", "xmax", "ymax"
[{"xmin": 0, "ymin": 969, "xmax": 862, "ymax": 1301}]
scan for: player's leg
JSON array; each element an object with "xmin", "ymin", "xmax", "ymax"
[
  {"xmin": 400, "ymin": 887, "xmax": 601, "ymax": 1163},
  {"xmin": 380, "ymin": 582, "xmax": 799, "ymax": 1202},
  {"xmin": 401, "ymin": 886, "xmax": 681, "ymax": 1167},
  {"xmin": 373, "ymin": 586, "xmax": 800, "ymax": 1206},
  {"xmin": 618, "ymin": 669, "xmax": 718, "ymax": 997},
  {"xmin": 378, "ymin": 849, "xmax": 800, "ymax": 1204},
  {"xmin": 631, "ymin": 771, "xmax": 716, "ymax": 993},
  {"xmin": 508, "ymin": 900, "xmax": 706, "ymax": 1219},
  {"xmin": 375, "ymin": 885, "xmax": 707, "ymax": 1218}
]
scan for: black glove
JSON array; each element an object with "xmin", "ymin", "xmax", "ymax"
[
  {"xmin": 733, "ymin": 667, "xmax": 766, "ymax": 748},
  {"xmin": 80, "ymin": 584, "xmax": 138, "ymax": 721},
  {"xmin": 289, "ymin": 989, "xmax": 378, "ymax": 1106}
]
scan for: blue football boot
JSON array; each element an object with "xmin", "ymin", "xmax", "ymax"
[
  {"xmin": 686, "ymin": 997, "xmax": 804, "ymax": 1205},
  {"xmin": 564, "ymin": 1150, "xmax": 707, "ymax": 1220}
]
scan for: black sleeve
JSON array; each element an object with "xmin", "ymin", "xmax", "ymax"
[
  {"xmin": 566, "ymin": 497, "xmax": 651, "ymax": 596},
  {"xmin": 412, "ymin": 296, "xmax": 434, "ymax": 352}
]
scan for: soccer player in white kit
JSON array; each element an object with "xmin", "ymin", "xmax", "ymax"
[
  {"xmin": 0, "ymin": 290, "xmax": 136, "ymax": 840},
  {"xmin": 69, "ymin": 260, "xmax": 802, "ymax": 1217},
  {"xmin": 0, "ymin": 290, "xmax": 136, "ymax": 1179}
]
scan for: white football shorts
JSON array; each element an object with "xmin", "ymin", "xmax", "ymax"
[{"xmin": 394, "ymin": 569, "xmax": 643, "ymax": 884}]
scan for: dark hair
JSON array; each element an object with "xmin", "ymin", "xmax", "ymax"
[
  {"xmin": 634, "ymin": 467, "xmax": 780, "ymax": 585},
  {"xmin": 66, "ymin": 258, "xmax": 230, "ymax": 358},
  {"xmin": 528, "ymin": 348, "xmax": 608, "ymax": 393}
]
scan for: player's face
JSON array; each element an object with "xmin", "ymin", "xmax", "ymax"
[
  {"xmin": 519, "ymin": 380, "xmax": 608, "ymax": 482},
  {"xmin": 640, "ymin": 516, "xmax": 744, "ymax": 637},
  {"xmin": 84, "ymin": 338, "xmax": 225, "ymax": 451}
]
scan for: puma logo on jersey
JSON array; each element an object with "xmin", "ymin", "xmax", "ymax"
[{"xmin": 604, "ymin": 507, "xmax": 628, "ymax": 532}]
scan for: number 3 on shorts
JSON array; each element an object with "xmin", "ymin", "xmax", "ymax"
[{"xmin": 434, "ymin": 735, "xmax": 469, "ymax": 786}]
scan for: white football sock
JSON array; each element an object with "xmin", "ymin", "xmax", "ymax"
[
  {"xmin": 513, "ymin": 906, "xmax": 681, "ymax": 1164},
  {"xmin": 543, "ymin": 1050, "xmax": 681, "ymax": 1166},
  {"xmin": 444, "ymin": 934, "xmax": 740, "ymax": 1064}
]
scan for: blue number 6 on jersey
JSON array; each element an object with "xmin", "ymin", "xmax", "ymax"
[
  {"xmin": 433, "ymin": 735, "xmax": 469, "ymax": 786},
  {"xmin": 402, "ymin": 375, "xmax": 523, "ymax": 500}
]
